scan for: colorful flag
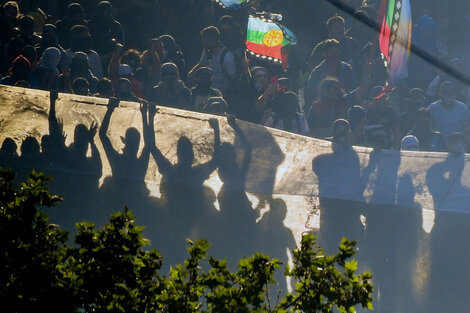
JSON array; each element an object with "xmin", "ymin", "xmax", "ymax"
[
  {"xmin": 213, "ymin": 0, "xmax": 249, "ymax": 9},
  {"xmin": 378, "ymin": 0, "xmax": 412, "ymax": 85},
  {"xmin": 246, "ymin": 15, "xmax": 297, "ymax": 68}
]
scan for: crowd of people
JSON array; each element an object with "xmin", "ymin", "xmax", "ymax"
[{"xmin": 1, "ymin": 0, "xmax": 470, "ymax": 153}]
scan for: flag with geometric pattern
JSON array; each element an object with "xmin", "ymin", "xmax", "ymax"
[
  {"xmin": 378, "ymin": 0, "xmax": 412, "ymax": 85},
  {"xmin": 246, "ymin": 15, "xmax": 297, "ymax": 68}
]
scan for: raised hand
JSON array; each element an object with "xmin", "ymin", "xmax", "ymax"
[
  {"xmin": 50, "ymin": 89, "xmax": 58, "ymax": 103},
  {"xmin": 88, "ymin": 122, "xmax": 98, "ymax": 142},
  {"xmin": 227, "ymin": 114, "xmax": 237, "ymax": 128},
  {"xmin": 57, "ymin": 118, "xmax": 67, "ymax": 141},
  {"xmin": 208, "ymin": 118, "xmax": 219, "ymax": 131},
  {"xmin": 108, "ymin": 97, "xmax": 119, "ymax": 109},
  {"xmin": 140, "ymin": 101, "xmax": 148, "ymax": 114}
]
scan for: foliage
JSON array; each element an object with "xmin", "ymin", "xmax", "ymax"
[
  {"xmin": 0, "ymin": 169, "xmax": 373, "ymax": 313},
  {"xmin": 0, "ymin": 169, "xmax": 70, "ymax": 313},
  {"xmin": 281, "ymin": 235, "xmax": 373, "ymax": 313}
]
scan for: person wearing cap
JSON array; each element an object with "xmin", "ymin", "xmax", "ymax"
[
  {"xmin": 204, "ymin": 96, "xmax": 228, "ymax": 116},
  {"xmin": 401, "ymin": 135, "xmax": 420, "ymax": 151},
  {"xmin": 191, "ymin": 67, "xmax": 222, "ymax": 112},
  {"xmin": 59, "ymin": 51, "xmax": 98, "ymax": 94},
  {"xmin": 428, "ymin": 81, "xmax": 470, "ymax": 144},
  {"xmin": 116, "ymin": 78, "xmax": 140, "ymax": 102},
  {"xmin": 150, "ymin": 62, "xmax": 192, "ymax": 110},
  {"xmin": 331, "ymin": 118, "xmax": 353, "ymax": 148}
]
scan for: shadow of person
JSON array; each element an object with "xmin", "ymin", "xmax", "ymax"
[
  {"xmin": 17, "ymin": 136, "xmax": 45, "ymax": 182},
  {"xmin": 360, "ymin": 150, "xmax": 402, "ymax": 313},
  {"xmin": 39, "ymin": 91, "xmax": 70, "ymax": 196},
  {"xmin": 148, "ymin": 106, "xmax": 220, "ymax": 266},
  {"xmin": 256, "ymin": 197, "xmax": 296, "ymax": 295},
  {"xmin": 392, "ymin": 172, "xmax": 425, "ymax": 312},
  {"xmin": 239, "ymin": 121, "xmax": 285, "ymax": 213},
  {"xmin": 98, "ymin": 99, "xmax": 156, "ymax": 226},
  {"xmin": 41, "ymin": 91, "xmax": 68, "ymax": 169},
  {"xmin": 0, "ymin": 138, "xmax": 19, "ymax": 171},
  {"xmin": 50, "ymin": 119, "xmax": 102, "ymax": 230},
  {"xmin": 425, "ymin": 150, "xmax": 470, "ymax": 313},
  {"xmin": 210, "ymin": 116, "xmax": 260, "ymax": 267},
  {"xmin": 312, "ymin": 142, "xmax": 367, "ymax": 255}
]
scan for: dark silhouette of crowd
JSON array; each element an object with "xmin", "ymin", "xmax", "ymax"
[{"xmin": 1, "ymin": 0, "xmax": 470, "ymax": 153}]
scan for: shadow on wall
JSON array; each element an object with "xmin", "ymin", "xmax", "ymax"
[
  {"xmin": 425, "ymin": 153, "xmax": 470, "ymax": 313},
  {"xmin": 312, "ymin": 145, "xmax": 427, "ymax": 312},
  {"xmin": 0, "ymin": 91, "xmax": 295, "ymax": 295}
]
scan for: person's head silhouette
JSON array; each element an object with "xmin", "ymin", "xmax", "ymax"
[
  {"xmin": 176, "ymin": 137, "xmax": 194, "ymax": 168},
  {"xmin": 121, "ymin": 127, "xmax": 140, "ymax": 156},
  {"xmin": 1, "ymin": 138, "xmax": 18, "ymax": 157},
  {"xmin": 20, "ymin": 136, "xmax": 40, "ymax": 158},
  {"xmin": 73, "ymin": 124, "xmax": 89, "ymax": 155}
]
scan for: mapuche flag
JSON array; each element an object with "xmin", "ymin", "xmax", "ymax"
[
  {"xmin": 378, "ymin": 0, "xmax": 412, "ymax": 85},
  {"xmin": 213, "ymin": 0, "xmax": 249, "ymax": 9},
  {"xmin": 246, "ymin": 15, "xmax": 297, "ymax": 68}
]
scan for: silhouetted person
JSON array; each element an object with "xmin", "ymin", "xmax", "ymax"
[
  {"xmin": 16, "ymin": 136, "xmax": 43, "ymax": 182},
  {"xmin": 0, "ymin": 137, "xmax": 19, "ymax": 170},
  {"xmin": 312, "ymin": 119, "xmax": 366, "ymax": 254},
  {"xmin": 52, "ymin": 120, "xmax": 102, "ymax": 228},
  {"xmin": 148, "ymin": 106, "xmax": 220, "ymax": 264},
  {"xmin": 214, "ymin": 116, "xmax": 258, "ymax": 264},
  {"xmin": 55, "ymin": 3, "xmax": 87, "ymax": 49},
  {"xmin": 87, "ymin": 1, "xmax": 124, "ymax": 56},
  {"xmin": 98, "ymin": 98, "xmax": 152, "ymax": 218},
  {"xmin": 43, "ymin": 90, "xmax": 68, "ymax": 168},
  {"xmin": 425, "ymin": 132, "xmax": 470, "ymax": 313}
]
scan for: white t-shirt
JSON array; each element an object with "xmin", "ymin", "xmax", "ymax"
[
  {"xmin": 428, "ymin": 99, "xmax": 470, "ymax": 139},
  {"xmin": 199, "ymin": 46, "xmax": 236, "ymax": 92}
]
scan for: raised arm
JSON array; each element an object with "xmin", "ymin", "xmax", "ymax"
[
  {"xmin": 88, "ymin": 121, "xmax": 102, "ymax": 176},
  {"xmin": 228, "ymin": 115, "xmax": 252, "ymax": 175},
  {"xmin": 195, "ymin": 118, "xmax": 221, "ymax": 178},
  {"xmin": 48, "ymin": 90, "xmax": 67, "ymax": 151},
  {"xmin": 99, "ymin": 98, "xmax": 120, "ymax": 166},
  {"xmin": 147, "ymin": 103, "xmax": 172, "ymax": 175},
  {"xmin": 138, "ymin": 101, "xmax": 151, "ymax": 166}
]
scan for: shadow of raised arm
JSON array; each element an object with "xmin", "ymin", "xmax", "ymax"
[
  {"xmin": 147, "ymin": 103, "xmax": 172, "ymax": 175},
  {"xmin": 99, "ymin": 98, "xmax": 120, "ymax": 167}
]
